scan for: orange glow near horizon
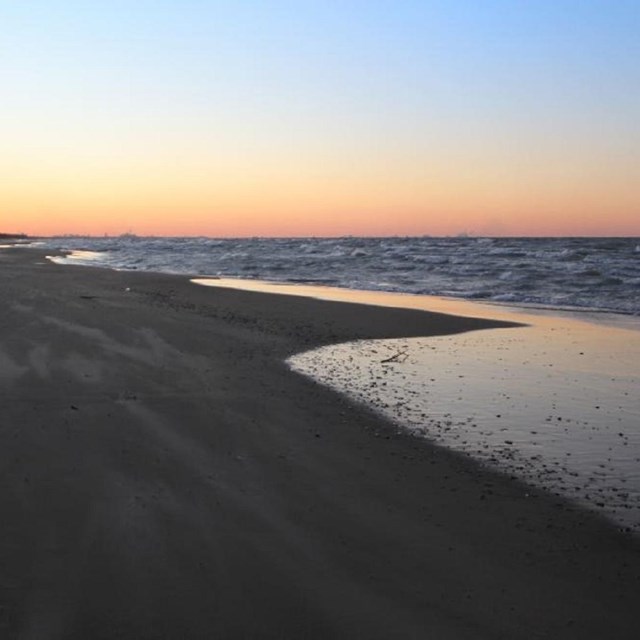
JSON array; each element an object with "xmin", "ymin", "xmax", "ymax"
[
  {"xmin": 4, "ymin": 152, "xmax": 638, "ymax": 237},
  {"xmin": 3, "ymin": 104, "xmax": 638, "ymax": 237},
  {"xmin": 6, "ymin": 198, "xmax": 640, "ymax": 239}
]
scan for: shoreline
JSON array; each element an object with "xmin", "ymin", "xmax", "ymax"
[
  {"xmin": 42, "ymin": 235, "xmax": 640, "ymax": 319},
  {"xmin": 1, "ymin": 248, "xmax": 639, "ymax": 638},
  {"xmin": 191, "ymin": 274, "xmax": 640, "ymax": 330},
  {"xmin": 193, "ymin": 277, "xmax": 639, "ymax": 531}
]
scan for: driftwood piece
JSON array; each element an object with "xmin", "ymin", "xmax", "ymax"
[{"xmin": 381, "ymin": 349, "xmax": 408, "ymax": 364}]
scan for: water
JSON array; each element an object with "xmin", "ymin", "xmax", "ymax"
[
  {"xmin": 286, "ymin": 302, "xmax": 640, "ymax": 532},
  {"xmin": 27, "ymin": 235, "xmax": 640, "ymax": 531},
  {"xmin": 39, "ymin": 235, "xmax": 640, "ymax": 315}
]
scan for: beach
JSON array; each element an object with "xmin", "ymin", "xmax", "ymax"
[{"xmin": 1, "ymin": 247, "xmax": 639, "ymax": 639}]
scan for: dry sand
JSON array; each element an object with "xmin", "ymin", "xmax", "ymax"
[{"xmin": 1, "ymin": 247, "xmax": 638, "ymax": 639}]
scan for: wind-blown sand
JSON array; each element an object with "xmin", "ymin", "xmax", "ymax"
[{"xmin": 1, "ymin": 247, "xmax": 638, "ymax": 639}]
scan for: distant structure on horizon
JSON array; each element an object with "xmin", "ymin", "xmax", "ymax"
[{"xmin": 0, "ymin": 232, "xmax": 28, "ymax": 239}]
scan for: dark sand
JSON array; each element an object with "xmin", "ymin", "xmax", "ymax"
[{"xmin": 1, "ymin": 248, "xmax": 638, "ymax": 639}]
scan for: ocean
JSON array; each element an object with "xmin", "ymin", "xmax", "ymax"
[
  {"xmin": 31, "ymin": 235, "xmax": 640, "ymax": 532},
  {"xmin": 39, "ymin": 235, "xmax": 640, "ymax": 316}
]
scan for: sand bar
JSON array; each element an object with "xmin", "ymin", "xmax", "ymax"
[{"xmin": 1, "ymin": 247, "xmax": 639, "ymax": 639}]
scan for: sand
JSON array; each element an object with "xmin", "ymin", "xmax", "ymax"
[{"xmin": 1, "ymin": 247, "xmax": 638, "ymax": 639}]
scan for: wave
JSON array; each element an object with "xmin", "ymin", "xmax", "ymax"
[{"xmin": 40, "ymin": 236, "xmax": 640, "ymax": 316}]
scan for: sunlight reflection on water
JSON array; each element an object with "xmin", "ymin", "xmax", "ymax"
[
  {"xmin": 288, "ymin": 325, "xmax": 640, "ymax": 531},
  {"xmin": 194, "ymin": 277, "xmax": 640, "ymax": 531}
]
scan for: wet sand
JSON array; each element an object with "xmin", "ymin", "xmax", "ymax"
[
  {"xmin": 1, "ymin": 247, "xmax": 639, "ymax": 639},
  {"xmin": 280, "ymin": 291, "xmax": 640, "ymax": 531}
]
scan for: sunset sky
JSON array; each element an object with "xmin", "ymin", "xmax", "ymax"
[{"xmin": 2, "ymin": 1, "xmax": 639, "ymax": 237}]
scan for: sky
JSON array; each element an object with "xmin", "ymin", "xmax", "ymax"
[{"xmin": 1, "ymin": 1, "xmax": 639, "ymax": 237}]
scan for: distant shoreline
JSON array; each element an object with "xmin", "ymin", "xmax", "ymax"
[{"xmin": 0, "ymin": 232, "xmax": 29, "ymax": 240}]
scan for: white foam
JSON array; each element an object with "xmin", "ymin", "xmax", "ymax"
[{"xmin": 47, "ymin": 250, "xmax": 107, "ymax": 266}]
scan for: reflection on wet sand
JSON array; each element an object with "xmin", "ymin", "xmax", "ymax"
[
  {"xmin": 195, "ymin": 277, "xmax": 640, "ymax": 532},
  {"xmin": 289, "ymin": 325, "xmax": 639, "ymax": 532}
]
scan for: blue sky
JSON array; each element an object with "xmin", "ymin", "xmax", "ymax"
[{"xmin": 2, "ymin": 1, "xmax": 639, "ymax": 235}]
